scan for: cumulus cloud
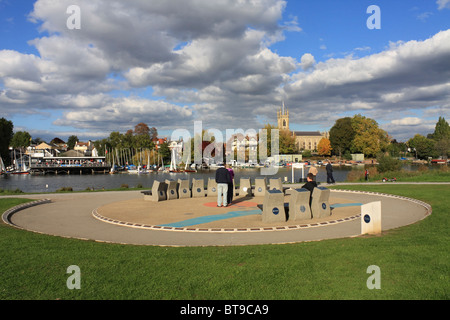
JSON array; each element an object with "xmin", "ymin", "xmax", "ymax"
[
  {"xmin": 300, "ymin": 53, "xmax": 315, "ymax": 70},
  {"xmin": 54, "ymin": 97, "xmax": 194, "ymax": 133},
  {"xmin": 283, "ymin": 30, "xmax": 450, "ymax": 132},
  {"xmin": 0, "ymin": 0, "xmax": 449, "ymax": 143},
  {"xmin": 391, "ymin": 117, "xmax": 423, "ymax": 126},
  {"xmin": 0, "ymin": 0, "xmax": 298, "ymax": 138}
]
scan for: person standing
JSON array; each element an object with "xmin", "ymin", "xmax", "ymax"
[
  {"xmin": 326, "ymin": 160, "xmax": 335, "ymax": 184},
  {"xmin": 226, "ymin": 164, "xmax": 235, "ymax": 205},
  {"xmin": 215, "ymin": 165, "xmax": 231, "ymax": 207},
  {"xmin": 308, "ymin": 164, "xmax": 318, "ymax": 181}
]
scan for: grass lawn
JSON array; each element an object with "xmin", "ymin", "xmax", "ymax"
[{"xmin": 0, "ymin": 185, "xmax": 448, "ymax": 300}]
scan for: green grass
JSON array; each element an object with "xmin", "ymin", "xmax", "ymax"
[
  {"xmin": 0, "ymin": 185, "xmax": 449, "ymax": 300},
  {"xmin": 347, "ymin": 166, "xmax": 450, "ymax": 182}
]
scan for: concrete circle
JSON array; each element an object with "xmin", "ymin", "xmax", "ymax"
[{"xmin": 2, "ymin": 189, "xmax": 431, "ymax": 247}]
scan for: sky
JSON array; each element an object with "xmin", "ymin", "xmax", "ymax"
[{"xmin": 0, "ymin": 0, "xmax": 449, "ymax": 143}]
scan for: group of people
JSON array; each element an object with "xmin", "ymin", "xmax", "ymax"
[
  {"xmin": 214, "ymin": 160, "xmax": 336, "ymax": 208},
  {"xmin": 215, "ymin": 164, "xmax": 235, "ymax": 207}
]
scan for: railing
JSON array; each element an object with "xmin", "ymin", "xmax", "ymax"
[{"xmin": 31, "ymin": 163, "xmax": 109, "ymax": 168}]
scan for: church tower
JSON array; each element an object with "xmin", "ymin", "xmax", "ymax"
[{"xmin": 277, "ymin": 101, "xmax": 289, "ymax": 131}]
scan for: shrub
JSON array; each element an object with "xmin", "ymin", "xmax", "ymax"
[
  {"xmin": 346, "ymin": 170, "xmax": 364, "ymax": 181},
  {"xmin": 377, "ymin": 154, "xmax": 402, "ymax": 173}
]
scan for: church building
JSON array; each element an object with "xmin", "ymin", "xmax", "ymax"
[{"xmin": 277, "ymin": 103, "xmax": 329, "ymax": 152}]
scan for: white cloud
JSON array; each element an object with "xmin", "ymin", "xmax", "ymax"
[
  {"xmin": 300, "ymin": 53, "xmax": 315, "ymax": 70},
  {"xmin": 391, "ymin": 117, "xmax": 422, "ymax": 126},
  {"xmin": 54, "ymin": 97, "xmax": 194, "ymax": 132},
  {"xmin": 0, "ymin": 0, "xmax": 449, "ymax": 143},
  {"xmin": 284, "ymin": 30, "xmax": 450, "ymax": 124},
  {"xmin": 417, "ymin": 12, "xmax": 433, "ymax": 21},
  {"xmin": 437, "ymin": 0, "xmax": 450, "ymax": 10},
  {"xmin": 0, "ymin": 0, "xmax": 297, "ymax": 135}
]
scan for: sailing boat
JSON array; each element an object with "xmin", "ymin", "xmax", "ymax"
[
  {"xmin": 11, "ymin": 150, "xmax": 30, "ymax": 174},
  {"xmin": 169, "ymin": 147, "xmax": 181, "ymax": 173},
  {"xmin": 0, "ymin": 156, "xmax": 7, "ymax": 176},
  {"xmin": 183, "ymin": 162, "xmax": 197, "ymax": 173}
]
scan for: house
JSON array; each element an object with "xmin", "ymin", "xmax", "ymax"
[
  {"xmin": 74, "ymin": 140, "xmax": 98, "ymax": 156},
  {"xmin": 26, "ymin": 142, "xmax": 61, "ymax": 158}
]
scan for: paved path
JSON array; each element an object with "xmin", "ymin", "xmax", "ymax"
[{"xmin": 1, "ymin": 185, "xmax": 432, "ymax": 247}]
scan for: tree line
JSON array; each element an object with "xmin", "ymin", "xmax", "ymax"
[{"xmin": 1, "ymin": 115, "xmax": 449, "ymax": 168}]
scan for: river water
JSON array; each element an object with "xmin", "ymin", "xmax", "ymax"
[{"xmin": 1, "ymin": 166, "xmax": 355, "ymax": 193}]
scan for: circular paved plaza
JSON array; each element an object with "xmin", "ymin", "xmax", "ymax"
[{"xmin": 2, "ymin": 187, "xmax": 431, "ymax": 247}]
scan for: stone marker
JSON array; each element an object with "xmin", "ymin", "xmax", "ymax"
[
  {"xmin": 269, "ymin": 178, "xmax": 283, "ymax": 193},
  {"xmin": 178, "ymin": 179, "xmax": 191, "ymax": 199},
  {"xmin": 144, "ymin": 180, "xmax": 167, "ymax": 202},
  {"xmin": 207, "ymin": 178, "xmax": 218, "ymax": 197},
  {"xmin": 361, "ymin": 201, "xmax": 382, "ymax": 235},
  {"xmin": 254, "ymin": 178, "xmax": 267, "ymax": 196},
  {"xmin": 165, "ymin": 179, "xmax": 178, "ymax": 200},
  {"xmin": 311, "ymin": 187, "xmax": 330, "ymax": 218},
  {"xmin": 262, "ymin": 189, "xmax": 286, "ymax": 223},
  {"xmin": 191, "ymin": 178, "xmax": 205, "ymax": 198},
  {"xmin": 239, "ymin": 177, "xmax": 252, "ymax": 197},
  {"xmin": 289, "ymin": 188, "xmax": 312, "ymax": 221}
]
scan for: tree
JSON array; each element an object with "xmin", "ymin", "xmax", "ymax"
[
  {"xmin": 133, "ymin": 123, "xmax": 153, "ymax": 149},
  {"xmin": 430, "ymin": 116, "xmax": 450, "ymax": 141},
  {"xmin": 11, "ymin": 131, "xmax": 32, "ymax": 150},
  {"xmin": 257, "ymin": 124, "xmax": 277, "ymax": 158},
  {"xmin": 0, "ymin": 118, "xmax": 14, "ymax": 167},
  {"xmin": 279, "ymin": 129, "xmax": 296, "ymax": 154},
  {"xmin": 377, "ymin": 154, "xmax": 402, "ymax": 173},
  {"xmin": 387, "ymin": 139, "xmax": 408, "ymax": 158},
  {"xmin": 67, "ymin": 135, "xmax": 79, "ymax": 150},
  {"xmin": 317, "ymin": 137, "xmax": 332, "ymax": 156},
  {"xmin": 134, "ymin": 122, "xmax": 150, "ymax": 136},
  {"xmin": 435, "ymin": 138, "xmax": 450, "ymax": 158},
  {"xmin": 429, "ymin": 117, "xmax": 450, "ymax": 158},
  {"xmin": 329, "ymin": 117, "xmax": 355, "ymax": 157},
  {"xmin": 350, "ymin": 114, "xmax": 389, "ymax": 157},
  {"xmin": 407, "ymin": 134, "xmax": 437, "ymax": 160},
  {"xmin": 158, "ymin": 142, "xmax": 171, "ymax": 165}
]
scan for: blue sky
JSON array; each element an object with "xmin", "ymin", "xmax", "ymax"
[{"xmin": 0, "ymin": 0, "xmax": 449, "ymax": 142}]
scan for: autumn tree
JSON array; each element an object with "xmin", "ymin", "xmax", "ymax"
[
  {"xmin": 317, "ymin": 137, "xmax": 332, "ymax": 156},
  {"xmin": 350, "ymin": 114, "xmax": 389, "ymax": 157}
]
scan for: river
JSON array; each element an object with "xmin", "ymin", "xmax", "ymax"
[{"xmin": 0, "ymin": 166, "xmax": 355, "ymax": 193}]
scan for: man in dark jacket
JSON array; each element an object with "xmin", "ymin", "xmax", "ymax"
[
  {"xmin": 326, "ymin": 160, "xmax": 335, "ymax": 184},
  {"xmin": 302, "ymin": 173, "xmax": 318, "ymax": 206},
  {"xmin": 215, "ymin": 165, "xmax": 231, "ymax": 207}
]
